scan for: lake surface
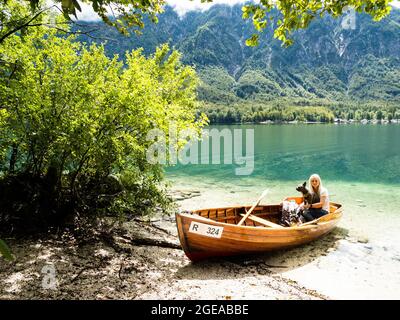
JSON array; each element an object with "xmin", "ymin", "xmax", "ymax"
[
  {"xmin": 167, "ymin": 123, "xmax": 400, "ymax": 241},
  {"xmin": 166, "ymin": 124, "xmax": 400, "ymax": 298},
  {"xmin": 167, "ymin": 123, "xmax": 400, "ymax": 185}
]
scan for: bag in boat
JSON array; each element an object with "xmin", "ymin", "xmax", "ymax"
[{"xmin": 280, "ymin": 200, "xmax": 305, "ymax": 226}]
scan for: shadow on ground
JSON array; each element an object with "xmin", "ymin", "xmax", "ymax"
[{"xmin": 174, "ymin": 227, "xmax": 349, "ymax": 281}]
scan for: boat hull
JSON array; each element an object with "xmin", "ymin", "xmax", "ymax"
[{"xmin": 175, "ymin": 199, "xmax": 342, "ymax": 262}]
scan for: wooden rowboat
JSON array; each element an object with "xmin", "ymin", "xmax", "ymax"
[{"xmin": 175, "ymin": 197, "xmax": 343, "ymax": 262}]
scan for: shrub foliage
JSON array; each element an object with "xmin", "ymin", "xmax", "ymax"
[{"xmin": 0, "ymin": 27, "xmax": 206, "ymax": 232}]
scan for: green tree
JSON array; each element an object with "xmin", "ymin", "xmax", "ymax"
[
  {"xmin": 243, "ymin": 0, "xmax": 393, "ymax": 46},
  {"xmin": 0, "ymin": 0, "xmax": 99, "ymax": 44},
  {"xmin": 53, "ymin": 0, "xmax": 164, "ymax": 34},
  {"xmin": 13, "ymin": 0, "xmax": 395, "ymax": 46},
  {"xmin": 0, "ymin": 25, "xmax": 207, "ymax": 230}
]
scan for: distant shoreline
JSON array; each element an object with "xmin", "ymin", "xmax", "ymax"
[
  {"xmin": 260, "ymin": 119, "xmax": 400, "ymax": 124},
  {"xmin": 209, "ymin": 119, "xmax": 400, "ymax": 125}
]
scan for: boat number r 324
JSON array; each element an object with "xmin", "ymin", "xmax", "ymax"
[{"xmin": 189, "ymin": 222, "xmax": 224, "ymax": 238}]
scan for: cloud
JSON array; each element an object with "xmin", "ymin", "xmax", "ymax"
[
  {"xmin": 166, "ymin": 0, "xmax": 248, "ymax": 16},
  {"xmin": 74, "ymin": 2, "xmax": 102, "ymax": 22},
  {"xmin": 392, "ymin": 0, "xmax": 400, "ymax": 7}
]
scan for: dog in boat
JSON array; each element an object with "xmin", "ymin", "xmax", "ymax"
[
  {"xmin": 280, "ymin": 182, "xmax": 312, "ymax": 226},
  {"xmin": 296, "ymin": 181, "xmax": 313, "ymax": 205}
]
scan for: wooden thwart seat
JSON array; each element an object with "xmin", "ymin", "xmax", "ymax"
[{"xmin": 240, "ymin": 214, "xmax": 284, "ymax": 228}]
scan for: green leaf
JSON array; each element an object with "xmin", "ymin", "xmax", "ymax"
[
  {"xmin": 245, "ymin": 34, "xmax": 259, "ymax": 47},
  {"xmin": 0, "ymin": 239, "xmax": 14, "ymax": 261}
]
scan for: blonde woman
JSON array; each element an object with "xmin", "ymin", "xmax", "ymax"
[{"xmin": 301, "ymin": 174, "xmax": 330, "ymax": 222}]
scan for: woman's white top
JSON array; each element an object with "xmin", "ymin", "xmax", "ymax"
[{"xmin": 320, "ymin": 187, "xmax": 330, "ymax": 212}]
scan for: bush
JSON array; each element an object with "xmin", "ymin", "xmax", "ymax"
[{"xmin": 0, "ymin": 29, "xmax": 206, "ymax": 232}]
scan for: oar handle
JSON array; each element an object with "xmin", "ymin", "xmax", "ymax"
[{"xmin": 237, "ymin": 189, "xmax": 269, "ymax": 226}]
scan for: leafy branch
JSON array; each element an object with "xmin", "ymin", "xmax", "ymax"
[{"xmin": 0, "ymin": 239, "xmax": 14, "ymax": 261}]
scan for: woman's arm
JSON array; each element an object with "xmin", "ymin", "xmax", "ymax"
[{"xmin": 309, "ymin": 195, "xmax": 326, "ymax": 209}]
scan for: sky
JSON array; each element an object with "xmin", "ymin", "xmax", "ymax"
[
  {"xmin": 166, "ymin": 0, "xmax": 247, "ymax": 16},
  {"xmin": 75, "ymin": 0, "xmax": 400, "ymax": 22}
]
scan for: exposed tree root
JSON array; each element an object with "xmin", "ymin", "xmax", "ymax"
[{"xmin": 121, "ymin": 234, "xmax": 181, "ymax": 249}]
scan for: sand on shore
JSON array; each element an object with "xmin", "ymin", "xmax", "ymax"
[
  {"xmin": 1, "ymin": 187, "xmax": 399, "ymax": 300},
  {"xmin": 0, "ymin": 216, "xmax": 325, "ymax": 300}
]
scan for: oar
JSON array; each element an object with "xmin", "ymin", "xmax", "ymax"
[{"xmin": 237, "ymin": 189, "xmax": 269, "ymax": 226}]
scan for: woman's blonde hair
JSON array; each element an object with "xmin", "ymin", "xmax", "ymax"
[{"xmin": 309, "ymin": 173, "xmax": 323, "ymax": 196}]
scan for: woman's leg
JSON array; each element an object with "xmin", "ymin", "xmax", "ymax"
[
  {"xmin": 301, "ymin": 209, "xmax": 314, "ymax": 222},
  {"xmin": 312, "ymin": 209, "xmax": 329, "ymax": 219},
  {"xmin": 302, "ymin": 209, "xmax": 328, "ymax": 221}
]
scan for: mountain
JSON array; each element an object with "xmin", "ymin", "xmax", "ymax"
[{"xmin": 74, "ymin": 5, "xmax": 400, "ymax": 105}]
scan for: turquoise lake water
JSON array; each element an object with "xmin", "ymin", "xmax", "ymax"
[
  {"xmin": 166, "ymin": 123, "xmax": 400, "ymax": 298},
  {"xmin": 167, "ymin": 123, "xmax": 400, "ymax": 184},
  {"xmin": 166, "ymin": 124, "xmax": 400, "ymax": 242}
]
